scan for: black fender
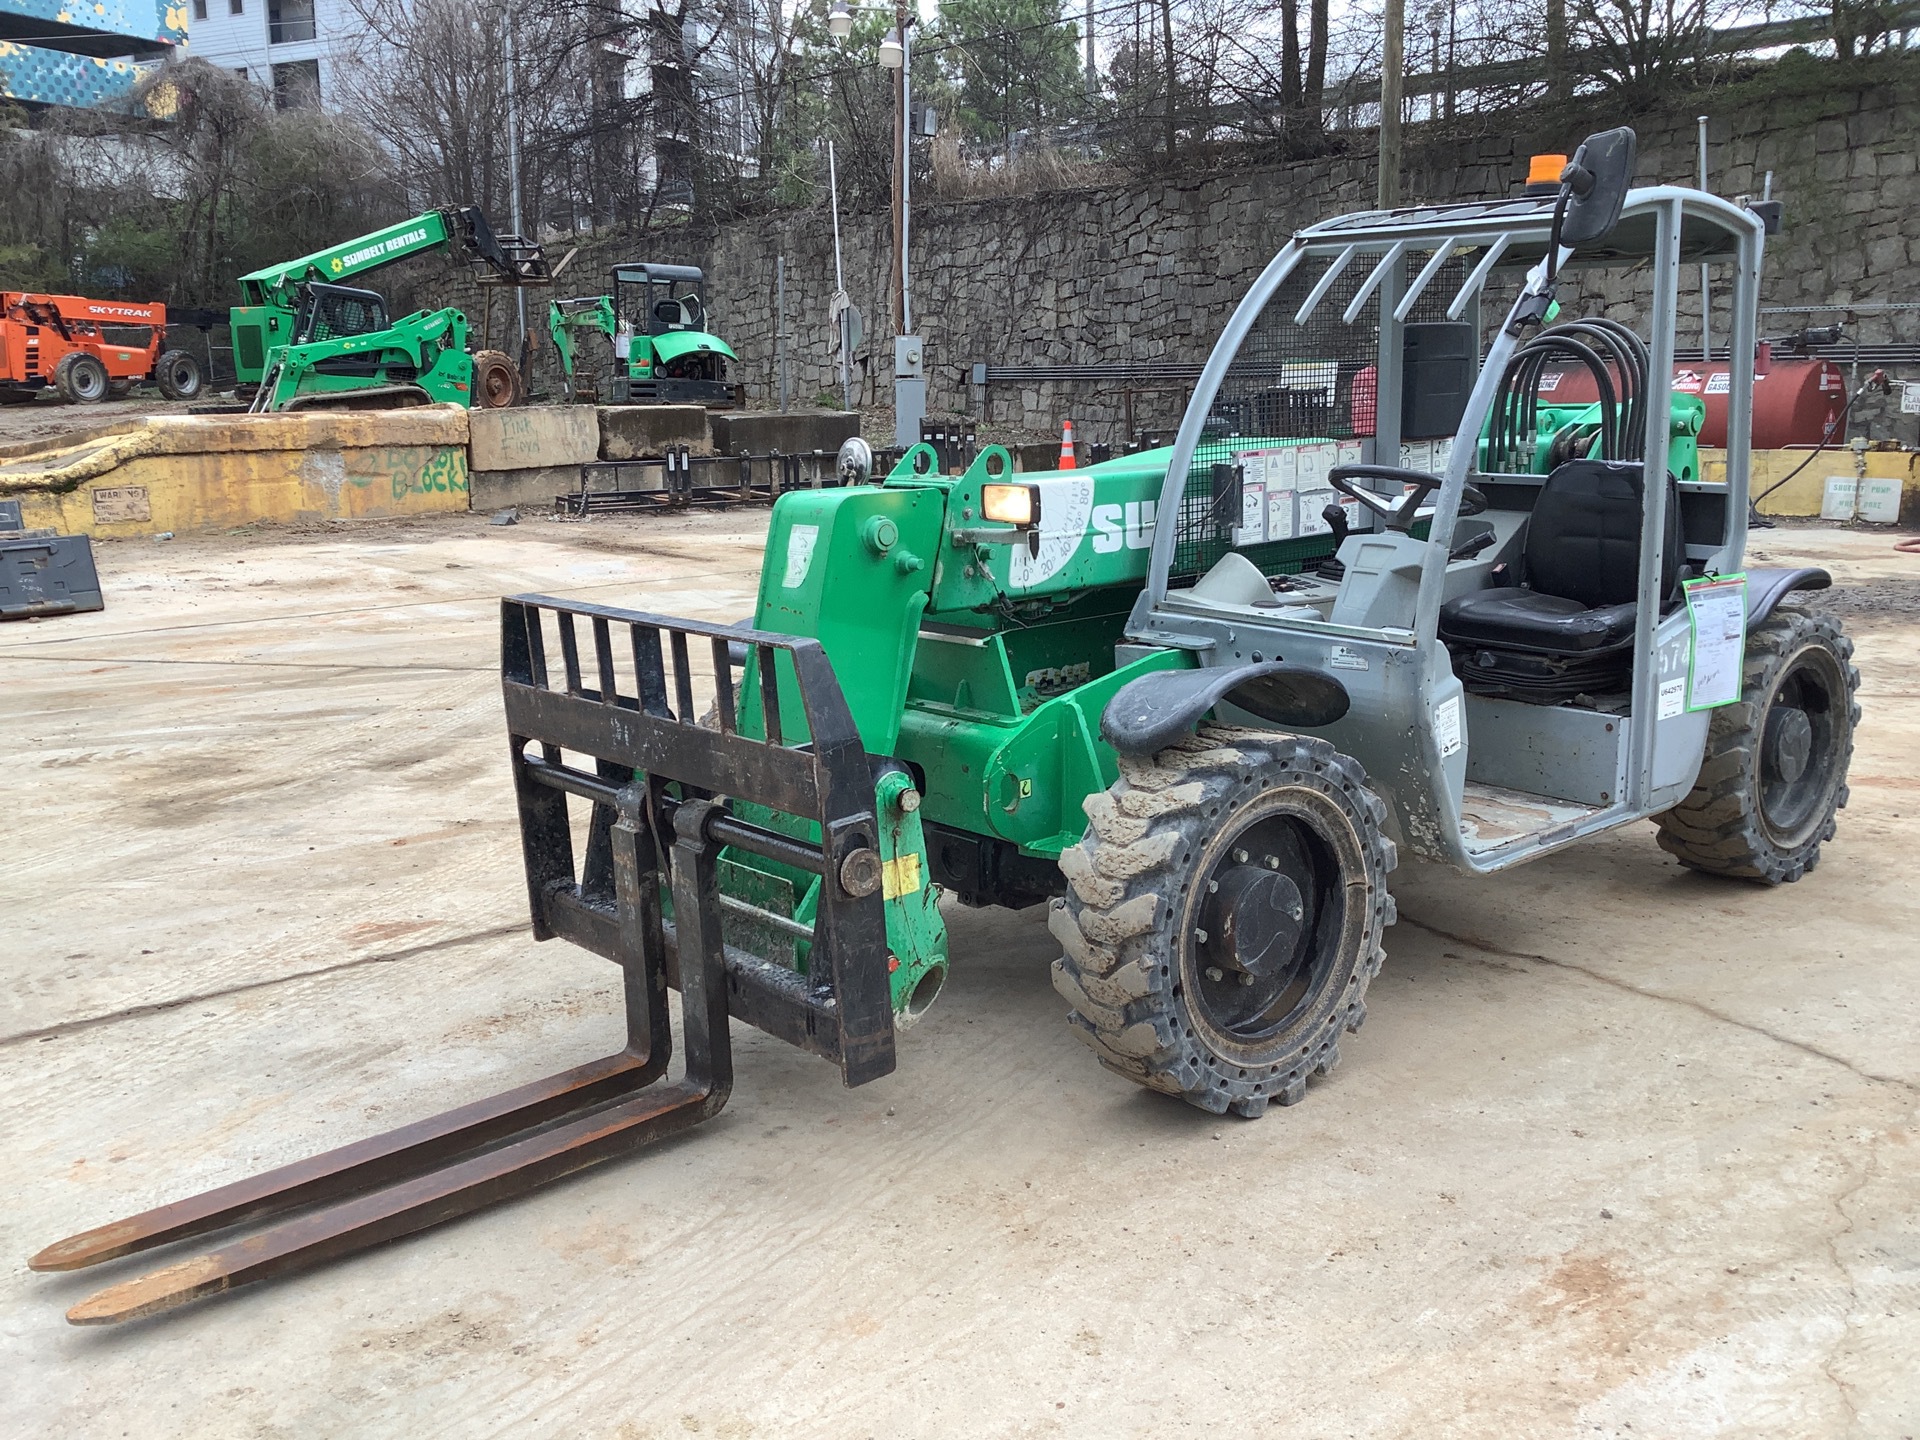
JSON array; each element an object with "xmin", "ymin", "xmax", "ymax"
[
  {"xmin": 1101, "ymin": 661, "xmax": 1351, "ymax": 758},
  {"xmin": 1745, "ymin": 567, "xmax": 1830, "ymax": 625}
]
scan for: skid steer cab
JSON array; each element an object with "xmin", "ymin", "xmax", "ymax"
[{"xmin": 33, "ymin": 127, "xmax": 1860, "ymax": 1324}]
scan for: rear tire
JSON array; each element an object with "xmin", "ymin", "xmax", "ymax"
[
  {"xmin": 471, "ymin": 350, "xmax": 521, "ymax": 408},
  {"xmin": 1654, "ymin": 603, "xmax": 1859, "ymax": 884},
  {"xmin": 107, "ymin": 379, "xmax": 134, "ymax": 400},
  {"xmin": 54, "ymin": 352, "xmax": 110, "ymax": 404},
  {"xmin": 154, "ymin": 350, "xmax": 205, "ymax": 402},
  {"xmin": 1050, "ymin": 725, "xmax": 1397, "ymax": 1117}
]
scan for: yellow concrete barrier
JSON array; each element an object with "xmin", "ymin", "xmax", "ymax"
[
  {"xmin": 0, "ymin": 408, "xmax": 472, "ymax": 538},
  {"xmin": 1700, "ymin": 446, "xmax": 1920, "ymax": 521}
]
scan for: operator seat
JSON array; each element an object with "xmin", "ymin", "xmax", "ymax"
[{"xmin": 1438, "ymin": 458, "xmax": 1681, "ymax": 704}]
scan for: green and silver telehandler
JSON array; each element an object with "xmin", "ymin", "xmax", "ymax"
[
  {"xmin": 231, "ymin": 206, "xmax": 550, "ymax": 413},
  {"xmin": 35, "ymin": 129, "xmax": 1860, "ymax": 1325}
]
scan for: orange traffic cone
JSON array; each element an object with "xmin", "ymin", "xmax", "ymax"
[{"xmin": 1058, "ymin": 419, "xmax": 1077, "ymax": 470}]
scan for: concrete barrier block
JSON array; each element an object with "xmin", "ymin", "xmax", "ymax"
[
  {"xmin": 597, "ymin": 406, "xmax": 712, "ymax": 460},
  {"xmin": 0, "ymin": 408, "xmax": 480, "ymax": 537},
  {"xmin": 469, "ymin": 406, "xmax": 599, "ymax": 471},
  {"xmin": 142, "ymin": 406, "xmax": 471, "ymax": 454},
  {"xmin": 471, "ymin": 466, "xmax": 580, "ymax": 511},
  {"xmin": 708, "ymin": 410, "xmax": 859, "ymax": 458}
]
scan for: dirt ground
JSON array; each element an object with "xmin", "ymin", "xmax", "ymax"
[
  {"xmin": 3, "ymin": 511, "xmax": 1917, "ymax": 1439},
  {"xmin": 0, "ymin": 394, "xmax": 216, "ymax": 452}
]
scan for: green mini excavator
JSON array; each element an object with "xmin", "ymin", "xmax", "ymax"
[{"xmin": 549, "ymin": 263, "xmax": 739, "ymax": 406}]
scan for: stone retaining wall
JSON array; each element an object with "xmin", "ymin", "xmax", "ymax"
[{"xmin": 452, "ymin": 66, "xmax": 1920, "ymax": 450}]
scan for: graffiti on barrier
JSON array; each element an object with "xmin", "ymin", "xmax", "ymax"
[{"xmin": 347, "ymin": 447, "xmax": 471, "ymax": 503}]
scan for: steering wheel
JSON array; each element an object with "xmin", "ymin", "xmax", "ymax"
[{"xmin": 1327, "ymin": 463, "xmax": 1487, "ymax": 535}]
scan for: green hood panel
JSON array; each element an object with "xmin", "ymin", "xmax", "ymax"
[{"xmin": 650, "ymin": 330, "xmax": 736, "ymax": 364}]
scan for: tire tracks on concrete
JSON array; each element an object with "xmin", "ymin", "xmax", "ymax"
[
  {"xmin": 1399, "ymin": 914, "xmax": 1920, "ymax": 1095},
  {"xmin": 0, "ymin": 922, "xmax": 524, "ymax": 1050},
  {"xmin": 0, "ymin": 567, "xmax": 755, "ymax": 650}
]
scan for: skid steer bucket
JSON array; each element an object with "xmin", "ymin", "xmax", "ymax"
[{"xmin": 31, "ymin": 596, "xmax": 894, "ymax": 1325}]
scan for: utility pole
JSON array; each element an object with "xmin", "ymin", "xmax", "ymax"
[
  {"xmin": 1084, "ymin": 0, "xmax": 1096, "ymax": 99},
  {"xmin": 1546, "ymin": 0, "xmax": 1569, "ymax": 103},
  {"xmin": 1378, "ymin": 0, "xmax": 1403, "ymax": 209},
  {"xmin": 504, "ymin": 11, "xmax": 526, "ymax": 354},
  {"xmin": 1082, "ymin": 0, "xmax": 1097, "ymax": 157},
  {"xmin": 1159, "ymin": 0, "xmax": 1177, "ymax": 159}
]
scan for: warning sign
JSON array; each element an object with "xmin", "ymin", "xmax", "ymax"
[{"xmin": 90, "ymin": 486, "xmax": 152, "ymax": 524}]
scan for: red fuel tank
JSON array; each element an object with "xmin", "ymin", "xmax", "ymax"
[{"xmin": 1536, "ymin": 351, "xmax": 1846, "ymax": 449}]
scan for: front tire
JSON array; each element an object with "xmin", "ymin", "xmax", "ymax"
[
  {"xmin": 1050, "ymin": 725, "xmax": 1397, "ymax": 1117},
  {"xmin": 1655, "ymin": 603, "xmax": 1859, "ymax": 883},
  {"xmin": 154, "ymin": 350, "xmax": 204, "ymax": 401},
  {"xmin": 54, "ymin": 352, "xmax": 110, "ymax": 404}
]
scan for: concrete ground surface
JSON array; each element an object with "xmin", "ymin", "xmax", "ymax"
[{"xmin": 3, "ymin": 513, "xmax": 1917, "ymax": 1439}]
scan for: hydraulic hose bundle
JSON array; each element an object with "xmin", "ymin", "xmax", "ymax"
[{"xmin": 1486, "ymin": 317, "xmax": 1650, "ymax": 472}]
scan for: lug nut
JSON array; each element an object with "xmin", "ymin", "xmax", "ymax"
[
  {"xmin": 1263, "ymin": 854, "xmax": 1280, "ymax": 869},
  {"xmin": 1205, "ymin": 966, "xmax": 1225, "ymax": 982},
  {"xmin": 1194, "ymin": 928, "xmax": 1209, "ymax": 944},
  {"xmin": 1207, "ymin": 879, "xmax": 1219, "ymax": 894},
  {"xmin": 1232, "ymin": 848, "xmax": 1249, "ymax": 864},
  {"xmin": 1238, "ymin": 973, "xmax": 1255, "ymax": 987}
]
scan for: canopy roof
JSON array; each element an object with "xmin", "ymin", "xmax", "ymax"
[{"xmin": 1298, "ymin": 186, "xmax": 1763, "ymax": 268}]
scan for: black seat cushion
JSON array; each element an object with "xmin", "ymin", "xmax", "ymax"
[
  {"xmin": 1522, "ymin": 458, "xmax": 1681, "ymax": 608},
  {"xmin": 1439, "ymin": 588, "xmax": 1638, "ymax": 654},
  {"xmin": 1439, "ymin": 459, "xmax": 1680, "ymax": 660}
]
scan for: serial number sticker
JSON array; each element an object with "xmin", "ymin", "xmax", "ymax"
[
  {"xmin": 1329, "ymin": 645, "xmax": 1369, "ymax": 672},
  {"xmin": 1434, "ymin": 696, "xmax": 1463, "ymax": 758},
  {"xmin": 782, "ymin": 523, "xmax": 820, "ymax": 588},
  {"xmin": 882, "ymin": 852, "xmax": 923, "ymax": 900},
  {"xmin": 1658, "ymin": 676, "xmax": 1687, "ymax": 720}
]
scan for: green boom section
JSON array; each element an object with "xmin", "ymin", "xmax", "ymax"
[
  {"xmin": 237, "ymin": 212, "xmax": 457, "ymax": 309},
  {"xmin": 1479, "ymin": 393, "xmax": 1706, "ymax": 480}
]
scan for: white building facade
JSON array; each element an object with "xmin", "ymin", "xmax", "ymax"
[{"xmin": 182, "ymin": 0, "xmax": 354, "ymax": 107}]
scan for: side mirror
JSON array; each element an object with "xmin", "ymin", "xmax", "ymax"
[{"xmin": 1557, "ymin": 127, "xmax": 1637, "ymax": 249}]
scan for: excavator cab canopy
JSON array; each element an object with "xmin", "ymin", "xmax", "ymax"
[{"xmin": 613, "ymin": 264, "xmax": 711, "ymax": 338}]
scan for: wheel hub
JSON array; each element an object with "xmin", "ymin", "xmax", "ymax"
[
  {"xmin": 1765, "ymin": 705, "xmax": 1813, "ymax": 784},
  {"xmin": 1201, "ymin": 856, "xmax": 1305, "ymax": 981}
]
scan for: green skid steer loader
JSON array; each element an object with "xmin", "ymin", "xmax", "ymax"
[
  {"xmin": 232, "ymin": 207, "xmax": 551, "ymax": 413},
  {"xmin": 36, "ymin": 129, "xmax": 1860, "ymax": 1325}
]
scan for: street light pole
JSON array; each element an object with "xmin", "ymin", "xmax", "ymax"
[
  {"xmin": 833, "ymin": 0, "xmax": 924, "ymax": 445},
  {"xmin": 896, "ymin": 1, "xmax": 911, "ymax": 335}
]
